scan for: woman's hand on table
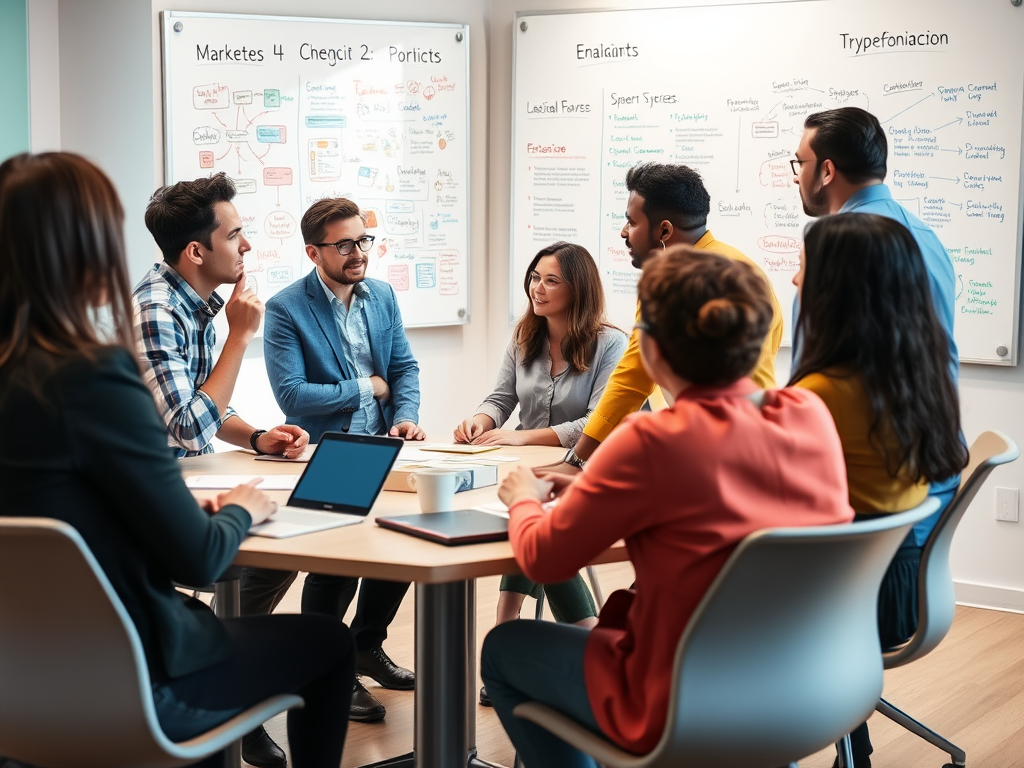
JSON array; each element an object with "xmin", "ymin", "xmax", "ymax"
[
  {"xmin": 471, "ymin": 428, "xmax": 528, "ymax": 446},
  {"xmin": 498, "ymin": 466, "xmax": 554, "ymax": 508},
  {"xmin": 533, "ymin": 471, "xmax": 578, "ymax": 498},
  {"xmin": 454, "ymin": 414, "xmax": 494, "ymax": 443},
  {"xmin": 217, "ymin": 478, "xmax": 278, "ymax": 525}
]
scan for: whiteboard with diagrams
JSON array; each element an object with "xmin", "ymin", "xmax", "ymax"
[
  {"xmin": 511, "ymin": 0, "xmax": 1024, "ymax": 364},
  {"xmin": 162, "ymin": 11, "xmax": 470, "ymax": 327}
]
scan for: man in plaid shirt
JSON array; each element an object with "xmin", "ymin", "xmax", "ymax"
[
  {"xmin": 134, "ymin": 173, "xmax": 308, "ymax": 460},
  {"xmin": 134, "ymin": 174, "xmax": 309, "ymax": 768}
]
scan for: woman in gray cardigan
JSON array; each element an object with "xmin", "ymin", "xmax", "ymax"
[{"xmin": 454, "ymin": 242, "xmax": 626, "ymax": 705}]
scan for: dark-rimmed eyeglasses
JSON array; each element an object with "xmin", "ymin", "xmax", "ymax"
[
  {"xmin": 789, "ymin": 158, "xmax": 811, "ymax": 175},
  {"xmin": 314, "ymin": 235, "xmax": 375, "ymax": 256}
]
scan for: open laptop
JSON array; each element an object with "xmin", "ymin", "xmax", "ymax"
[{"xmin": 249, "ymin": 432, "xmax": 403, "ymax": 539}]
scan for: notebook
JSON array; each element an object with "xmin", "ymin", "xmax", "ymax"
[
  {"xmin": 375, "ymin": 509, "xmax": 510, "ymax": 546},
  {"xmin": 249, "ymin": 432, "xmax": 403, "ymax": 539}
]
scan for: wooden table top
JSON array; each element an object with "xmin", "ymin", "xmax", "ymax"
[{"xmin": 180, "ymin": 444, "xmax": 628, "ymax": 584}]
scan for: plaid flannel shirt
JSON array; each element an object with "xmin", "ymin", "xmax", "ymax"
[{"xmin": 132, "ymin": 262, "xmax": 236, "ymax": 458}]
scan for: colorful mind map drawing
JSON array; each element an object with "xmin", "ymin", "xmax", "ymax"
[{"xmin": 163, "ymin": 11, "xmax": 471, "ymax": 327}]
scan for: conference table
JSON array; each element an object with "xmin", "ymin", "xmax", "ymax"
[{"xmin": 179, "ymin": 444, "xmax": 628, "ymax": 768}]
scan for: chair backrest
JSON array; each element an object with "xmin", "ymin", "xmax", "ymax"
[
  {"xmin": 0, "ymin": 517, "xmax": 183, "ymax": 767},
  {"xmin": 884, "ymin": 430, "xmax": 1020, "ymax": 668},
  {"xmin": 642, "ymin": 499, "xmax": 938, "ymax": 768}
]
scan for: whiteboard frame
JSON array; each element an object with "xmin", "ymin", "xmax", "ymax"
[
  {"xmin": 509, "ymin": 3, "xmax": 1024, "ymax": 366},
  {"xmin": 160, "ymin": 10, "xmax": 473, "ymax": 328}
]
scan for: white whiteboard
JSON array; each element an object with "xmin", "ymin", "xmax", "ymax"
[
  {"xmin": 511, "ymin": 0, "xmax": 1024, "ymax": 365},
  {"xmin": 162, "ymin": 11, "xmax": 471, "ymax": 328}
]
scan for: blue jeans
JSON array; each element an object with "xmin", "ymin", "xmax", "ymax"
[{"xmin": 481, "ymin": 620, "xmax": 603, "ymax": 768}]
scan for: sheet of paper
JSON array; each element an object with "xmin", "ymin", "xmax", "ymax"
[
  {"xmin": 419, "ymin": 443, "xmax": 501, "ymax": 454},
  {"xmin": 185, "ymin": 475, "xmax": 300, "ymax": 490},
  {"xmin": 473, "ymin": 501, "xmax": 510, "ymax": 519}
]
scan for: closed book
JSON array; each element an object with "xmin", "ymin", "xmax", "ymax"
[{"xmin": 383, "ymin": 464, "xmax": 498, "ymax": 493}]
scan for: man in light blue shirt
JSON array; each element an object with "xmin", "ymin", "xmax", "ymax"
[{"xmin": 792, "ymin": 106, "xmax": 960, "ymax": 768}]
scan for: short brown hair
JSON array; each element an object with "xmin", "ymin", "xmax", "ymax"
[
  {"xmin": 145, "ymin": 172, "xmax": 236, "ymax": 265},
  {"xmin": 638, "ymin": 247, "xmax": 772, "ymax": 385},
  {"xmin": 301, "ymin": 198, "xmax": 363, "ymax": 245}
]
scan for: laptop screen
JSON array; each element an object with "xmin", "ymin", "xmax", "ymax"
[{"xmin": 288, "ymin": 433, "xmax": 403, "ymax": 514}]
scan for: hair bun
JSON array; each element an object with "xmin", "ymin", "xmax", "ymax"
[{"xmin": 695, "ymin": 297, "xmax": 747, "ymax": 339}]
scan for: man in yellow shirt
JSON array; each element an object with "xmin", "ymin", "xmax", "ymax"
[{"xmin": 560, "ymin": 162, "xmax": 783, "ymax": 470}]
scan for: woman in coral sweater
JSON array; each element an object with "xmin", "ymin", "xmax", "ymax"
[{"xmin": 481, "ymin": 246, "xmax": 854, "ymax": 767}]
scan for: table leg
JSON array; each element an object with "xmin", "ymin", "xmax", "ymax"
[
  {"xmin": 214, "ymin": 578, "xmax": 243, "ymax": 768},
  {"xmin": 358, "ymin": 579, "xmax": 508, "ymax": 768}
]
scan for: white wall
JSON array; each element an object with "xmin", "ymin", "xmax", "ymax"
[
  {"xmin": 28, "ymin": 0, "xmax": 1024, "ymax": 610},
  {"xmin": 27, "ymin": 0, "xmax": 60, "ymax": 152}
]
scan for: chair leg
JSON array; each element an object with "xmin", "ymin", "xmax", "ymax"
[
  {"xmin": 836, "ymin": 735, "xmax": 854, "ymax": 768},
  {"xmin": 585, "ymin": 566, "xmax": 604, "ymax": 606},
  {"xmin": 214, "ymin": 579, "xmax": 244, "ymax": 768},
  {"xmin": 876, "ymin": 697, "xmax": 966, "ymax": 765},
  {"xmin": 534, "ymin": 590, "xmax": 546, "ymax": 620}
]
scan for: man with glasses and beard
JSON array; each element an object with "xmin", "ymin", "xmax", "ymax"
[{"xmin": 243, "ymin": 197, "xmax": 424, "ymax": 732}]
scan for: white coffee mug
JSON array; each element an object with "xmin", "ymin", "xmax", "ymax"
[{"xmin": 407, "ymin": 469, "xmax": 459, "ymax": 512}]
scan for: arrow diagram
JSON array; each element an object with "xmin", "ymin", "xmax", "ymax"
[
  {"xmin": 939, "ymin": 146, "xmax": 963, "ymax": 155},
  {"xmin": 934, "ymin": 116, "xmax": 963, "ymax": 131},
  {"xmin": 946, "ymin": 200, "xmax": 963, "ymax": 210},
  {"xmin": 956, "ymin": 274, "xmax": 964, "ymax": 300},
  {"xmin": 929, "ymin": 175, "xmax": 961, "ymax": 184},
  {"xmin": 881, "ymin": 92, "xmax": 934, "ymax": 125}
]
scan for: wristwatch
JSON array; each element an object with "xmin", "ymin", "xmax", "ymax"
[
  {"xmin": 249, "ymin": 429, "xmax": 268, "ymax": 455},
  {"xmin": 563, "ymin": 448, "xmax": 586, "ymax": 469}
]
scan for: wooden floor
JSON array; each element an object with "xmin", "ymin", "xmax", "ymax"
[{"xmin": 256, "ymin": 561, "xmax": 1024, "ymax": 768}]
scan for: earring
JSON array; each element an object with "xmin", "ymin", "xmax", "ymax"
[{"xmin": 660, "ymin": 240, "xmax": 666, "ymax": 250}]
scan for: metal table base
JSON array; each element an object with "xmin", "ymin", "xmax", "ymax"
[{"xmin": 358, "ymin": 579, "xmax": 508, "ymax": 768}]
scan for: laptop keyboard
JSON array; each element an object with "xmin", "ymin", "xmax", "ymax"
[{"xmin": 272, "ymin": 506, "xmax": 355, "ymax": 525}]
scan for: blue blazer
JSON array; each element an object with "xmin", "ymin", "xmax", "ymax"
[{"xmin": 264, "ymin": 270, "xmax": 420, "ymax": 442}]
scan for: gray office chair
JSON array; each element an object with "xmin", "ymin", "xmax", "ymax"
[
  {"xmin": 512, "ymin": 499, "xmax": 939, "ymax": 768},
  {"xmin": 872, "ymin": 430, "xmax": 1019, "ymax": 768},
  {"xmin": 0, "ymin": 517, "xmax": 303, "ymax": 768}
]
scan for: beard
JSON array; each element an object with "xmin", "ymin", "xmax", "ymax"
[
  {"xmin": 323, "ymin": 256, "xmax": 367, "ymax": 285},
  {"xmin": 800, "ymin": 172, "xmax": 830, "ymax": 217}
]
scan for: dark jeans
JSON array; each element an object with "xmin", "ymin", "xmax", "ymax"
[
  {"xmin": 847, "ymin": 487, "xmax": 956, "ymax": 764},
  {"xmin": 153, "ymin": 614, "xmax": 354, "ymax": 768},
  {"xmin": 481, "ymin": 620, "xmax": 602, "ymax": 768},
  {"xmin": 240, "ymin": 567, "xmax": 409, "ymax": 651},
  {"xmin": 499, "ymin": 572, "xmax": 597, "ymax": 624}
]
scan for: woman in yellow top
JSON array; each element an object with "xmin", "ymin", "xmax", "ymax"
[{"xmin": 789, "ymin": 213, "xmax": 968, "ymax": 768}]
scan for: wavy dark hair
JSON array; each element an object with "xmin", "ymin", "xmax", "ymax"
[
  {"xmin": 638, "ymin": 246, "xmax": 773, "ymax": 385},
  {"xmin": 789, "ymin": 213, "xmax": 966, "ymax": 482},
  {"xmin": 515, "ymin": 242, "xmax": 607, "ymax": 373},
  {"xmin": 0, "ymin": 152, "xmax": 134, "ymax": 369}
]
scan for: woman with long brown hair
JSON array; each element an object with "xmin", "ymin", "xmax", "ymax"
[
  {"xmin": 454, "ymin": 241, "xmax": 626, "ymax": 704},
  {"xmin": 0, "ymin": 152, "xmax": 353, "ymax": 768}
]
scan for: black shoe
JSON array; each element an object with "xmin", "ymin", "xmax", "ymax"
[
  {"xmin": 479, "ymin": 685, "xmax": 493, "ymax": 707},
  {"xmin": 357, "ymin": 645, "xmax": 415, "ymax": 690},
  {"xmin": 242, "ymin": 725, "xmax": 287, "ymax": 768},
  {"xmin": 350, "ymin": 680, "xmax": 387, "ymax": 722}
]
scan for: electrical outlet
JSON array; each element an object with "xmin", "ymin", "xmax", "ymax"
[{"xmin": 996, "ymin": 487, "xmax": 1019, "ymax": 522}]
